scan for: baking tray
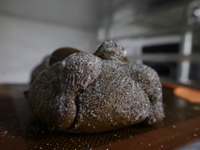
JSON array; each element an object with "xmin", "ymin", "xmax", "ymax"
[{"xmin": 0, "ymin": 84, "xmax": 200, "ymax": 150}]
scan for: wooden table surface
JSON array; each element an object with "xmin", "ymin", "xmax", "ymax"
[{"xmin": 0, "ymin": 83, "xmax": 200, "ymax": 150}]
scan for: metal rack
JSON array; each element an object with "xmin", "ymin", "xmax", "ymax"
[{"xmin": 97, "ymin": 0, "xmax": 200, "ymax": 84}]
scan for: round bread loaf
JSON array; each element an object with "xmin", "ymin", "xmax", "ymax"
[{"xmin": 25, "ymin": 40, "xmax": 164, "ymax": 133}]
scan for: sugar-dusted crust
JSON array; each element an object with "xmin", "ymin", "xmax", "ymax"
[
  {"xmin": 94, "ymin": 40, "xmax": 129, "ymax": 62},
  {"xmin": 25, "ymin": 41, "xmax": 164, "ymax": 133},
  {"xmin": 26, "ymin": 53, "xmax": 102, "ymax": 130},
  {"xmin": 65, "ymin": 60, "xmax": 164, "ymax": 133}
]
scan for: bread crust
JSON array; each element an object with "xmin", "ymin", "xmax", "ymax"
[{"xmin": 26, "ymin": 41, "xmax": 164, "ymax": 133}]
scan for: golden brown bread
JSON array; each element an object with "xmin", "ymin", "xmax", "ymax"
[
  {"xmin": 49, "ymin": 47, "xmax": 82, "ymax": 66},
  {"xmin": 30, "ymin": 43, "xmax": 129, "ymax": 84},
  {"xmin": 26, "ymin": 40, "xmax": 164, "ymax": 133},
  {"xmin": 30, "ymin": 47, "xmax": 82, "ymax": 84}
]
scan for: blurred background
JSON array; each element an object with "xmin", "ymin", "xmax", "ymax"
[{"xmin": 0, "ymin": 0, "xmax": 200, "ymax": 84}]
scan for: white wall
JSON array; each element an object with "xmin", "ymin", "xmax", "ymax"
[{"xmin": 0, "ymin": 14, "xmax": 97, "ymax": 83}]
